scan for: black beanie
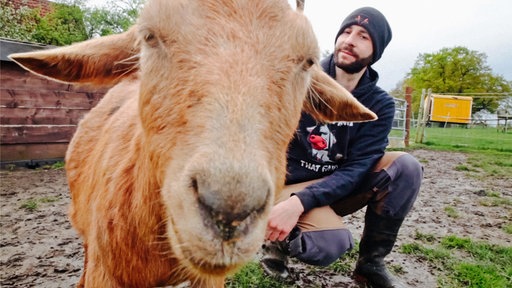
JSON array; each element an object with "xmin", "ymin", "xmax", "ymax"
[{"xmin": 334, "ymin": 7, "xmax": 392, "ymax": 64}]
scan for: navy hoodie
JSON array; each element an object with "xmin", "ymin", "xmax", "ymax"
[{"xmin": 287, "ymin": 54, "xmax": 395, "ymax": 213}]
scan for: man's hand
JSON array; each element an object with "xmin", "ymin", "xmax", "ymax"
[{"xmin": 265, "ymin": 195, "xmax": 304, "ymax": 242}]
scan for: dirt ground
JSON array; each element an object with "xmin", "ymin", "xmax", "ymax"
[{"xmin": 1, "ymin": 149, "xmax": 511, "ymax": 288}]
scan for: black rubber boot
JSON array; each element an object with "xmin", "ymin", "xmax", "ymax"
[
  {"xmin": 260, "ymin": 240, "xmax": 290, "ymax": 280},
  {"xmin": 353, "ymin": 208, "xmax": 406, "ymax": 288},
  {"xmin": 260, "ymin": 227, "xmax": 302, "ymax": 280}
]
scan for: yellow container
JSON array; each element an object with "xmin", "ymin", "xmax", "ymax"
[{"xmin": 428, "ymin": 94, "xmax": 473, "ymax": 124}]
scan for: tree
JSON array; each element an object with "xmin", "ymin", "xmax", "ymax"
[
  {"xmin": 82, "ymin": 0, "xmax": 144, "ymax": 38},
  {"xmin": 0, "ymin": 0, "xmax": 42, "ymax": 42},
  {"xmin": 388, "ymin": 79, "xmax": 406, "ymax": 99},
  {"xmin": 0, "ymin": 0, "xmax": 143, "ymax": 45},
  {"xmin": 405, "ymin": 46, "xmax": 511, "ymax": 113},
  {"xmin": 0, "ymin": 0, "xmax": 87, "ymax": 45},
  {"xmin": 33, "ymin": 2, "xmax": 88, "ymax": 45}
]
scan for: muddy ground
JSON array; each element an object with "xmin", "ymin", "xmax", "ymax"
[{"xmin": 1, "ymin": 149, "xmax": 511, "ymax": 287}]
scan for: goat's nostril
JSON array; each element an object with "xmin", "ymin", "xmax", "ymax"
[
  {"xmin": 198, "ymin": 199, "xmax": 248, "ymax": 241},
  {"xmin": 190, "ymin": 178, "xmax": 198, "ymax": 192},
  {"xmin": 214, "ymin": 217, "xmax": 239, "ymax": 241}
]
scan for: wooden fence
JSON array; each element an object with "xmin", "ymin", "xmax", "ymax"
[{"xmin": 0, "ymin": 42, "xmax": 109, "ymax": 164}]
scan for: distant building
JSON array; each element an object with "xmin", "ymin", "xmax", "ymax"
[{"xmin": 7, "ymin": 0, "xmax": 54, "ymax": 16}]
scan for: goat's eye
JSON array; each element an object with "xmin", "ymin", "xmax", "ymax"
[
  {"xmin": 303, "ymin": 58, "xmax": 315, "ymax": 70},
  {"xmin": 144, "ymin": 33, "xmax": 154, "ymax": 42},
  {"xmin": 143, "ymin": 32, "xmax": 159, "ymax": 47},
  {"xmin": 306, "ymin": 58, "xmax": 314, "ymax": 67}
]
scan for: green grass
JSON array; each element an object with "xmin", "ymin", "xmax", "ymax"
[
  {"xmin": 479, "ymin": 197, "xmax": 512, "ymax": 207},
  {"xmin": 19, "ymin": 196, "xmax": 59, "ymax": 211},
  {"xmin": 410, "ymin": 127, "xmax": 512, "ymax": 180},
  {"xmin": 410, "ymin": 126, "xmax": 512, "ymax": 182},
  {"xmin": 413, "ymin": 230, "xmax": 438, "ymax": 243},
  {"xmin": 39, "ymin": 196, "xmax": 59, "ymax": 203},
  {"xmin": 465, "ymin": 151, "xmax": 512, "ymax": 180},
  {"xmin": 40, "ymin": 161, "xmax": 65, "ymax": 170},
  {"xmin": 51, "ymin": 161, "xmax": 65, "ymax": 169},
  {"xmin": 329, "ymin": 243, "xmax": 359, "ymax": 274},
  {"xmin": 402, "ymin": 235, "xmax": 512, "ymax": 288},
  {"xmin": 413, "ymin": 126, "xmax": 512, "ymax": 152},
  {"xmin": 504, "ymin": 223, "xmax": 512, "ymax": 235},
  {"xmin": 474, "ymin": 189, "xmax": 512, "ymax": 208},
  {"xmin": 20, "ymin": 199, "xmax": 39, "ymax": 211},
  {"xmin": 444, "ymin": 206, "xmax": 460, "ymax": 218},
  {"xmin": 454, "ymin": 164, "xmax": 471, "ymax": 172},
  {"xmin": 225, "ymin": 262, "xmax": 293, "ymax": 288}
]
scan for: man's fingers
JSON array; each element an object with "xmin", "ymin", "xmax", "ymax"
[
  {"xmin": 266, "ymin": 230, "xmax": 279, "ymax": 241},
  {"xmin": 277, "ymin": 231, "xmax": 289, "ymax": 242},
  {"xmin": 266, "ymin": 225, "xmax": 290, "ymax": 242}
]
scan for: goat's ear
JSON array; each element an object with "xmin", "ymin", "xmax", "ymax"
[
  {"xmin": 303, "ymin": 65, "xmax": 378, "ymax": 122},
  {"xmin": 9, "ymin": 26, "xmax": 140, "ymax": 86}
]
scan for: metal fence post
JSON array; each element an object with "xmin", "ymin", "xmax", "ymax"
[{"xmin": 405, "ymin": 86, "xmax": 412, "ymax": 147}]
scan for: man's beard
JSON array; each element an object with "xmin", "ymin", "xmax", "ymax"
[{"xmin": 334, "ymin": 51, "xmax": 373, "ymax": 74}]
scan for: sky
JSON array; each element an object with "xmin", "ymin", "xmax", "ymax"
[{"xmin": 87, "ymin": 0, "xmax": 512, "ymax": 92}]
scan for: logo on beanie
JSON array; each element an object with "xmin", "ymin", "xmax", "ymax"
[{"xmin": 355, "ymin": 15, "xmax": 369, "ymax": 25}]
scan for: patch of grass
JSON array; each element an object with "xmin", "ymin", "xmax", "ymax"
[
  {"xmin": 389, "ymin": 264, "xmax": 406, "ymax": 275},
  {"xmin": 411, "ymin": 144, "xmax": 512, "ymax": 182},
  {"xmin": 400, "ymin": 243, "xmax": 451, "ymax": 264},
  {"xmin": 20, "ymin": 199, "xmax": 39, "ymax": 211},
  {"xmin": 411, "ymin": 126, "xmax": 512, "ymax": 181},
  {"xmin": 226, "ymin": 262, "xmax": 295, "ymax": 288},
  {"xmin": 450, "ymin": 263, "xmax": 510, "ymax": 288},
  {"xmin": 40, "ymin": 196, "xmax": 59, "ymax": 203},
  {"xmin": 402, "ymin": 235, "xmax": 512, "ymax": 288},
  {"xmin": 479, "ymin": 196, "xmax": 512, "ymax": 207},
  {"xmin": 412, "ymin": 126, "xmax": 512, "ymax": 153},
  {"xmin": 41, "ymin": 161, "xmax": 65, "ymax": 170},
  {"xmin": 329, "ymin": 244, "xmax": 359, "ymax": 274},
  {"xmin": 454, "ymin": 164, "xmax": 471, "ymax": 172},
  {"xmin": 465, "ymin": 151, "xmax": 512, "ymax": 180},
  {"xmin": 503, "ymin": 223, "xmax": 512, "ymax": 234},
  {"xmin": 492, "ymin": 159, "xmax": 512, "ymax": 167},
  {"xmin": 19, "ymin": 196, "xmax": 60, "ymax": 212},
  {"xmin": 486, "ymin": 191, "xmax": 502, "ymax": 197},
  {"xmin": 51, "ymin": 161, "xmax": 65, "ymax": 170},
  {"xmin": 413, "ymin": 230, "xmax": 437, "ymax": 243},
  {"xmin": 444, "ymin": 206, "xmax": 459, "ymax": 218}
]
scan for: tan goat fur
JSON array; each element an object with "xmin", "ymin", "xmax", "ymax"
[{"xmin": 9, "ymin": 0, "xmax": 376, "ymax": 287}]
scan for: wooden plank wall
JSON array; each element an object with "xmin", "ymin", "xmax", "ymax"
[{"xmin": 0, "ymin": 61, "xmax": 110, "ymax": 162}]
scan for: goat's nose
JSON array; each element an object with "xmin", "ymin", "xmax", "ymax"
[{"xmin": 192, "ymin": 173, "xmax": 271, "ymax": 241}]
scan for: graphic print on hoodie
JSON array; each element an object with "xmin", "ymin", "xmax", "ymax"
[{"xmin": 307, "ymin": 124, "xmax": 344, "ymax": 163}]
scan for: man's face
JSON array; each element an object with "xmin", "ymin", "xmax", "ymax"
[{"xmin": 333, "ymin": 25, "xmax": 373, "ymax": 74}]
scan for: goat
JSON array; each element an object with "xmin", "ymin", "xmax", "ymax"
[{"xmin": 9, "ymin": 0, "xmax": 376, "ymax": 286}]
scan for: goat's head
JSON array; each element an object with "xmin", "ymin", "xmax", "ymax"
[{"xmin": 9, "ymin": 0, "xmax": 376, "ymax": 279}]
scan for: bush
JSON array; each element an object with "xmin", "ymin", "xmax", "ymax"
[
  {"xmin": 0, "ymin": 0, "xmax": 88, "ymax": 45},
  {"xmin": 0, "ymin": 0, "xmax": 41, "ymax": 42}
]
